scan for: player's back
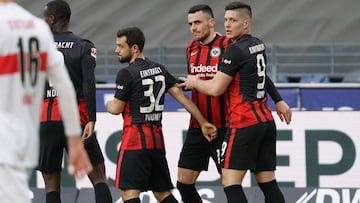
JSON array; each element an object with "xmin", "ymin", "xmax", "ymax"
[
  {"xmin": 222, "ymin": 34, "xmax": 274, "ymax": 128},
  {"xmin": 52, "ymin": 32, "xmax": 95, "ymax": 96},
  {"xmin": 121, "ymin": 58, "xmax": 178, "ymax": 126},
  {"xmin": 0, "ymin": 2, "xmax": 54, "ymax": 167},
  {"xmin": 116, "ymin": 58, "xmax": 178, "ymax": 150}
]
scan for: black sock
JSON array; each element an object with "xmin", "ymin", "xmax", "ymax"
[
  {"xmin": 258, "ymin": 179, "xmax": 285, "ymax": 203},
  {"xmin": 46, "ymin": 191, "xmax": 61, "ymax": 203},
  {"xmin": 176, "ymin": 181, "xmax": 202, "ymax": 203},
  {"xmin": 94, "ymin": 182, "xmax": 113, "ymax": 203},
  {"xmin": 124, "ymin": 197, "xmax": 141, "ymax": 203},
  {"xmin": 223, "ymin": 185, "xmax": 247, "ymax": 203},
  {"xmin": 160, "ymin": 194, "xmax": 179, "ymax": 203}
]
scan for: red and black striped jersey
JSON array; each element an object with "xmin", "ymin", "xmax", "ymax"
[
  {"xmin": 219, "ymin": 34, "xmax": 274, "ymax": 128},
  {"xmin": 186, "ymin": 34, "xmax": 231, "ymax": 128},
  {"xmin": 114, "ymin": 58, "xmax": 178, "ymax": 150},
  {"xmin": 40, "ymin": 32, "xmax": 96, "ymax": 126}
]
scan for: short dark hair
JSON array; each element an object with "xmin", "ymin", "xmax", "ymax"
[
  {"xmin": 188, "ymin": 4, "xmax": 214, "ymax": 18},
  {"xmin": 116, "ymin": 27, "xmax": 145, "ymax": 52},
  {"xmin": 225, "ymin": 2, "xmax": 252, "ymax": 18},
  {"xmin": 45, "ymin": 0, "xmax": 71, "ymax": 23}
]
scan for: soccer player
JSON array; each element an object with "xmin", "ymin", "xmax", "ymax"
[
  {"xmin": 0, "ymin": 0, "xmax": 92, "ymax": 202},
  {"xmin": 36, "ymin": 1, "xmax": 112, "ymax": 203},
  {"xmin": 106, "ymin": 26, "xmax": 217, "ymax": 203},
  {"xmin": 179, "ymin": 2, "xmax": 288, "ymax": 202},
  {"xmin": 177, "ymin": 4, "xmax": 291, "ymax": 203}
]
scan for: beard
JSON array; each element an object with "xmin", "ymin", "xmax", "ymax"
[
  {"xmin": 118, "ymin": 53, "xmax": 132, "ymax": 63},
  {"xmin": 194, "ymin": 29, "xmax": 211, "ymax": 43}
]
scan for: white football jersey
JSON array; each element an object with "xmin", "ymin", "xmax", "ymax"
[{"xmin": 0, "ymin": 2, "xmax": 81, "ymax": 168}]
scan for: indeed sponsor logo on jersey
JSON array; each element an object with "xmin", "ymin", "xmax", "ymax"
[
  {"xmin": 248, "ymin": 43, "xmax": 265, "ymax": 54},
  {"xmin": 54, "ymin": 41, "xmax": 74, "ymax": 49},
  {"xmin": 190, "ymin": 64, "xmax": 218, "ymax": 74},
  {"xmin": 139, "ymin": 67, "xmax": 162, "ymax": 78}
]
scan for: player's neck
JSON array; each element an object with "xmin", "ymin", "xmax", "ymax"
[
  {"xmin": 51, "ymin": 23, "xmax": 69, "ymax": 33},
  {"xmin": 200, "ymin": 31, "xmax": 216, "ymax": 45},
  {"xmin": 129, "ymin": 53, "xmax": 145, "ymax": 64},
  {"xmin": 0, "ymin": 0, "xmax": 12, "ymax": 2}
]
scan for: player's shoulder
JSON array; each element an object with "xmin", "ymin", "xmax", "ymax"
[
  {"xmin": 213, "ymin": 34, "xmax": 231, "ymax": 49},
  {"xmin": 81, "ymin": 38, "xmax": 95, "ymax": 47},
  {"xmin": 238, "ymin": 35, "xmax": 266, "ymax": 54},
  {"xmin": 63, "ymin": 32, "xmax": 94, "ymax": 47},
  {"xmin": 145, "ymin": 58, "xmax": 162, "ymax": 67},
  {"xmin": 248, "ymin": 35, "xmax": 265, "ymax": 45},
  {"xmin": 186, "ymin": 39, "xmax": 200, "ymax": 49}
]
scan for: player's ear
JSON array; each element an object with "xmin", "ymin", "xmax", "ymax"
[
  {"xmin": 209, "ymin": 18, "xmax": 215, "ymax": 28},
  {"xmin": 243, "ymin": 18, "xmax": 250, "ymax": 29},
  {"xmin": 131, "ymin": 44, "xmax": 139, "ymax": 53},
  {"xmin": 49, "ymin": 14, "xmax": 55, "ymax": 25}
]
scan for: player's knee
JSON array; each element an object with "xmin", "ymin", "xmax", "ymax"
[
  {"xmin": 177, "ymin": 168, "xmax": 199, "ymax": 184},
  {"xmin": 153, "ymin": 191, "xmax": 173, "ymax": 202},
  {"xmin": 176, "ymin": 182, "xmax": 201, "ymax": 203}
]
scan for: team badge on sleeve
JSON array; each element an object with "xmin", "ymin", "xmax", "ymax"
[{"xmin": 90, "ymin": 48, "xmax": 97, "ymax": 58}]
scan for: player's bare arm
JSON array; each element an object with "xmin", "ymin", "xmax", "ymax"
[
  {"xmin": 106, "ymin": 98, "xmax": 125, "ymax": 115},
  {"xmin": 168, "ymin": 85, "xmax": 217, "ymax": 142},
  {"xmin": 178, "ymin": 71, "xmax": 232, "ymax": 96},
  {"xmin": 81, "ymin": 121, "xmax": 95, "ymax": 142}
]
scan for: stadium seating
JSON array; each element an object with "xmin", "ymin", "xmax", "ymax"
[{"xmin": 95, "ymin": 44, "xmax": 360, "ymax": 84}]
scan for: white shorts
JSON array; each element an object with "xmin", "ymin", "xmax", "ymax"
[{"xmin": 0, "ymin": 164, "xmax": 32, "ymax": 203}]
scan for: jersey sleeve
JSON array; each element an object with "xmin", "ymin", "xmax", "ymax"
[
  {"xmin": 46, "ymin": 41, "xmax": 82, "ymax": 136},
  {"xmin": 80, "ymin": 39, "xmax": 97, "ymax": 122},
  {"xmin": 162, "ymin": 66, "xmax": 178, "ymax": 91},
  {"xmin": 266, "ymin": 75, "xmax": 283, "ymax": 103},
  {"xmin": 219, "ymin": 45, "xmax": 243, "ymax": 77},
  {"xmin": 114, "ymin": 68, "xmax": 133, "ymax": 101}
]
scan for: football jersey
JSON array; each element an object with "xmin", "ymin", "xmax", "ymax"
[
  {"xmin": 114, "ymin": 58, "xmax": 178, "ymax": 150},
  {"xmin": 186, "ymin": 34, "xmax": 230, "ymax": 128},
  {"xmin": 219, "ymin": 34, "xmax": 274, "ymax": 128},
  {"xmin": 0, "ymin": 2, "xmax": 81, "ymax": 168},
  {"xmin": 41, "ymin": 32, "xmax": 97, "ymax": 126}
]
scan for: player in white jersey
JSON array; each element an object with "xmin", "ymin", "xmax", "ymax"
[{"xmin": 0, "ymin": 0, "xmax": 92, "ymax": 202}]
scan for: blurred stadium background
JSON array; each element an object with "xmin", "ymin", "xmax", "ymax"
[
  {"xmin": 16, "ymin": 0, "xmax": 360, "ymax": 202},
  {"xmin": 18, "ymin": 0, "xmax": 360, "ymax": 83}
]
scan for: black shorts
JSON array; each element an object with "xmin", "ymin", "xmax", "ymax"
[
  {"xmin": 115, "ymin": 149, "xmax": 173, "ymax": 192},
  {"xmin": 37, "ymin": 121, "xmax": 105, "ymax": 172},
  {"xmin": 178, "ymin": 127, "xmax": 227, "ymax": 173},
  {"xmin": 221, "ymin": 121, "xmax": 276, "ymax": 172}
]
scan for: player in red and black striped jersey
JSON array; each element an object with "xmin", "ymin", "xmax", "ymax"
[
  {"xmin": 37, "ymin": 1, "xmax": 112, "ymax": 203},
  {"xmin": 177, "ymin": 6, "xmax": 230, "ymax": 203},
  {"xmin": 177, "ymin": 4, "xmax": 291, "ymax": 203},
  {"xmin": 106, "ymin": 27, "xmax": 217, "ymax": 203},
  {"xmin": 179, "ymin": 2, "xmax": 289, "ymax": 203}
]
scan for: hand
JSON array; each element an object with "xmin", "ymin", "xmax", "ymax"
[
  {"xmin": 67, "ymin": 136, "xmax": 93, "ymax": 178},
  {"xmin": 275, "ymin": 100, "xmax": 292, "ymax": 125},
  {"xmin": 201, "ymin": 122, "xmax": 218, "ymax": 142},
  {"xmin": 81, "ymin": 121, "xmax": 95, "ymax": 142},
  {"xmin": 178, "ymin": 75, "xmax": 199, "ymax": 90}
]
